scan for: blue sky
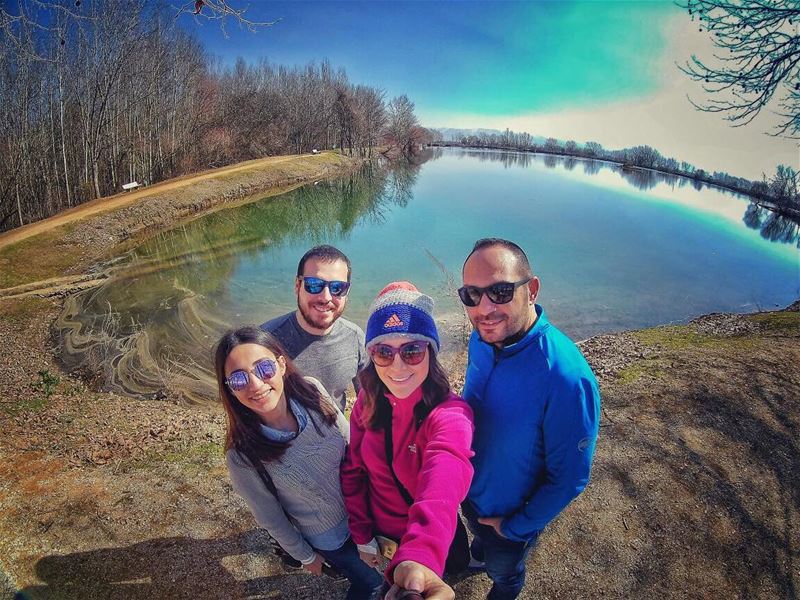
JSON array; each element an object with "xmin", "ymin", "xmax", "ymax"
[{"xmin": 187, "ymin": 1, "xmax": 794, "ymax": 179}]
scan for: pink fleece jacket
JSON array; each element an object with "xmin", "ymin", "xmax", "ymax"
[{"xmin": 341, "ymin": 387, "xmax": 474, "ymax": 578}]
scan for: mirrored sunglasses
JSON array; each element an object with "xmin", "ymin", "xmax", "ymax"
[
  {"xmin": 457, "ymin": 278, "xmax": 531, "ymax": 307},
  {"xmin": 301, "ymin": 276, "xmax": 351, "ymax": 297},
  {"xmin": 369, "ymin": 341, "xmax": 429, "ymax": 367},
  {"xmin": 225, "ymin": 358, "xmax": 278, "ymax": 392}
]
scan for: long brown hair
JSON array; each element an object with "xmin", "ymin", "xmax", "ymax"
[
  {"xmin": 357, "ymin": 346, "xmax": 451, "ymax": 430},
  {"xmin": 214, "ymin": 325, "xmax": 337, "ymax": 462}
]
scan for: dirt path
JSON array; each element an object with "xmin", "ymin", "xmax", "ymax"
[
  {"xmin": 0, "ymin": 152, "xmax": 361, "ymax": 292},
  {"xmin": 0, "ymin": 155, "xmax": 299, "ymax": 251}
]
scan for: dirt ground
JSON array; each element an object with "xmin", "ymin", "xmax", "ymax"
[{"xmin": 1, "ymin": 158, "xmax": 798, "ymax": 599}]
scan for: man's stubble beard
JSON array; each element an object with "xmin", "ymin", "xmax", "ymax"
[{"xmin": 298, "ymin": 297, "xmax": 344, "ymax": 331}]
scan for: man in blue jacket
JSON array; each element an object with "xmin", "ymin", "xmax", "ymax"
[{"xmin": 459, "ymin": 238, "xmax": 600, "ymax": 600}]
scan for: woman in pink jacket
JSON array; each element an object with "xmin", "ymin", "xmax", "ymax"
[{"xmin": 341, "ymin": 281, "xmax": 474, "ymax": 596}]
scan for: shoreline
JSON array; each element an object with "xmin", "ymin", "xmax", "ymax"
[
  {"xmin": 0, "ymin": 152, "xmax": 365, "ymax": 294},
  {"xmin": 430, "ymin": 142, "xmax": 800, "ymax": 218},
  {"xmin": 0, "ymin": 153, "xmax": 364, "ymax": 251},
  {"xmin": 0, "ymin": 152, "xmax": 798, "ymax": 598}
]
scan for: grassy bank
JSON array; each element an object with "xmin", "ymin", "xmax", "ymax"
[{"xmin": 0, "ymin": 152, "xmax": 362, "ymax": 293}]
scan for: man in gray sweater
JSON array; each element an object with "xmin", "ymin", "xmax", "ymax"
[{"xmin": 261, "ymin": 245, "xmax": 366, "ymax": 411}]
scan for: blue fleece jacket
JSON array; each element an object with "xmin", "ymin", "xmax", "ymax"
[{"xmin": 463, "ymin": 305, "xmax": 600, "ymax": 542}]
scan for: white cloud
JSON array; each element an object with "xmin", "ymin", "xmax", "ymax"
[{"xmin": 423, "ymin": 13, "xmax": 797, "ymax": 180}]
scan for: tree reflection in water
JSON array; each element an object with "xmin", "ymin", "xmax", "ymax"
[
  {"xmin": 541, "ymin": 154, "xmax": 557, "ymax": 169},
  {"xmin": 54, "ymin": 147, "xmax": 796, "ymax": 405},
  {"xmin": 582, "ymin": 160, "xmax": 602, "ymax": 176},
  {"xmin": 450, "ymin": 149, "xmax": 794, "ymax": 249},
  {"xmin": 743, "ymin": 202, "xmax": 800, "ymax": 248},
  {"xmin": 54, "ymin": 159, "xmax": 424, "ymax": 403},
  {"xmin": 453, "ymin": 147, "xmax": 761, "ymax": 200}
]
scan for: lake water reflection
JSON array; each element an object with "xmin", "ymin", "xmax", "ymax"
[{"xmin": 57, "ymin": 148, "xmax": 799, "ymax": 401}]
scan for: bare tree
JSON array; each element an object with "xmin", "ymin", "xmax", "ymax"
[
  {"xmin": 765, "ymin": 164, "xmax": 798, "ymax": 207},
  {"xmin": 354, "ymin": 85, "xmax": 386, "ymax": 158},
  {"xmin": 679, "ymin": 0, "xmax": 800, "ymax": 136},
  {"xmin": 626, "ymin": 145, "xmax": 662, "ymax": 169},
  {"xmin": 584, "ymin": 141, "xmax": 604, "ymax": 157},
  {"xmin": 0, "ymin": 1, "xmax": 397, "ymax": 233},
  {"xmin": 544, "ymin": 137, "xmax": 561, "ymax": 153},
  {"xmin": 1, "ymin": 0, "xmax": 279, "ymax": 59},
  {"xmin": 176, "ymin": 0, "xmax": 280, "ymax": 35},
  {"xmin": 386, "ymin": 95, "xmax": 420, "ymax": 155},
  {"xmin": 333, "ymin": 85, "xmax": 357, "ymax": 155}
]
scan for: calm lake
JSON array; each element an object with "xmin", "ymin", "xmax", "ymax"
[{"xmin": 57, "ymin": 148, "xmax": 800, "ymax": 400}]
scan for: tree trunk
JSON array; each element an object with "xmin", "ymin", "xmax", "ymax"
[
  {"xmin": 92, "ymin": 160, "xmax": 101, "ymax": 199},
  {"xmin": 49, "ymin": 84, "xmax": 62, "ymax": 210},
  {"xmin": 15, "ymin": 182, "xmax": 23, "ymax": 227},
  {"xmin": 58, "ymin": 68, "xmax": 72, "ymax": 207}
]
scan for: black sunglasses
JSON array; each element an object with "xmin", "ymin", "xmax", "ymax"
[
  {"xmin": 225, "ymin": 358, "xmax": 279, "ymax": 392},
  {"xmin": 457, "ymin": 278, "xmax": 531, "ymax": 307},
  {"xmin": 300, "ymin": 276, "xmax": 351, "ymax": 297}
]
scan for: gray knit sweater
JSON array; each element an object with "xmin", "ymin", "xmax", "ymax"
[
  {"xmin": 261, "ymin": 312, "xmax": 366, "ymax": 411},
  {"xmin": 226, "ymin": 398, "xmax": 350, "ymax": 563}
]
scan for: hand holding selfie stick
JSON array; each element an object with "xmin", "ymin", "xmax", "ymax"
[
  {"xmin": 393, "ymin": 590, "xmax": 425, "ymax": 600},
  {"xmin": 384, "ymin": 560, "xmax": 455, "ymax": 600}
]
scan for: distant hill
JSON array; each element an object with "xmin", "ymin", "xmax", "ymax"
[{"xmin": 432, "ymin": 127, "xmax": 501, "ymax": 141}]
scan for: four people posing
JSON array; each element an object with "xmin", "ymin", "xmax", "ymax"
[{"xmin": 215, "ymin": 241, "xmax": 601, "ymax": 599}]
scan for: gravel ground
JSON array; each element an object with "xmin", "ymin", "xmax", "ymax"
[{"xmin": 2, "ymin": 298, "xmax": 798, "ymax": 599}]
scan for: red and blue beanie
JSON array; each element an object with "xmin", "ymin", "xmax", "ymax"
[{"xmin": 365, "ymin": 282, "xmax": 440, "ymax": 353}]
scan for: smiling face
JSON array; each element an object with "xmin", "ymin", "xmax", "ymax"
[
  {"xmin": 373, "ymin": 336, "xmax": 430, "ymax": 400},
  {"xmin": 295, "ymin": 258, "xmax": 349, "ymax": 335},
  {"xmin": 462, "ymin": 245, "xmax": 539, "ymax": 346},
  {"xmin": 224, "ymin": 343, "xmax": 287, "ymax": 425}
]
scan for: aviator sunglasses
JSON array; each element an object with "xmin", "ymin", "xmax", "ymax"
[
  {"xmin": 369, "ymin": 341, "xmax": 429, "ymax": 367},
  {"xmin": 225, "ymin": 358, "xmax": 279, "ymax": 392},
  {"xmin": 300, "ymin": 276, "xmax": 351, "ymax": 297},
  {"xmin": 457, "ymin": 278, "xmax": 531, "ymax": 307}
]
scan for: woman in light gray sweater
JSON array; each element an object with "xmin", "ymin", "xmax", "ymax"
[{"xmin": 215, "ymin": 326, "xmax": 382, "ymax": 600}]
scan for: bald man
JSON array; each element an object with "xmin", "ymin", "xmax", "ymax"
[{"xmin": 458, "ymin": 238, "xmax": 601, "ymax": 600}]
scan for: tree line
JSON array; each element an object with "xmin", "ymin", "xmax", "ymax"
[
  {"xmin": 438, "ymin": 129, "xmax": 799, "ymax": 214},
  {"xmin": 0, "ymin": 1, "xmax": 434, "ymax": 234}
]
